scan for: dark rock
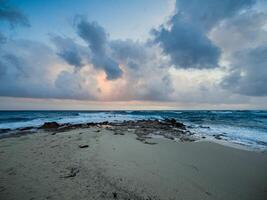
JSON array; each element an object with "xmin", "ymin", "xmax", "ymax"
[
  {"xmin": 144, "ymin": 141, "xmax": 157, "ymax": 145},
  {"xmin": 136, "ymin": 137, "xmax": 145, "ymax": 142},
  {"xmin": 166, "ymin": 118, "xmax": 177, "ymax": 124},
  {"xmin": 214, "ymin": 135, "xmax": 222, "ymax": 140},
  {"xmin": 79, "ymin": 145, "xmax": 89, "ymax": 148},
  {"xmin": 39, "ymin": 122, "xmax": 60, "ymax": 129},
  {"xmin": 63, "ymin": 167, "xmax": 79, "ymax": 178},
  {"xmin": 87, "ymin": 122, "xmax": 96, "ymax": 126},
  {"xmin": 180, "ymin": 137, "xmax": 195, "ymax": 142},
  {"xmin": 164, "ymin": 135, "xmax": 175, "ymax": 140},
  {"xmin": 200, "ymin": 125, "xmax": 210, "ymax": 129},
  {"xmin": 0, "ymin": 128, "xmax": 11, "ymax": 134},
  {"xmin": 213, "ymin": 133, "xmax": 224, "ymax": 140},
  {"xmin": 164, "ymin": 118, "xmax": 186, "ymax": 129},
  {"xmin": 112, "ymin": 192, "xmax": 117, "ymax": 199},
  {"xmin": 19, "ymin": 126, "xmax": 34, "ymax": 131},
  {"xmin": 0, "ymin": 186, "xmax": 6, "ymax": 192}
]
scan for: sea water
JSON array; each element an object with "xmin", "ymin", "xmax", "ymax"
[{"xmin": 0, "ymin": 110, "xmax": 266, "ymax": 151}]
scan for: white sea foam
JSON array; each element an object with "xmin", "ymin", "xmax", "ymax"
[
  {"xmin": 0, "ymin": 111, "xmax": 266, "ymax": 151},
  {"xmin": 211, "ymin": 111, "xmax": 233, "ymax": 114},
  {"xmin": 187, "ymin": 123, "xmax": 267, "ymax": 151},
  {"xmin": 0, "ymin": 112, "xmax": 162, "ymax": 130}
]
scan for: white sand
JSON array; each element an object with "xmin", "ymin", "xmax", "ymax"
[{"xmin": 0, "ymin": 128, "xmax": 267, "ymax": 200}]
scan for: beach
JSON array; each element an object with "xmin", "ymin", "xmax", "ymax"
[{"xmin": 0, "ymin": 121, "xmax": 267, "ymax": 200}]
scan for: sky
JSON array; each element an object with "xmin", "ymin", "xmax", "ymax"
[{"xmin": 0, "ymin": 0, "xmax": 267, "ymax": 110}]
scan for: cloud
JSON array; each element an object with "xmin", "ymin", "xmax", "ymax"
[
  {"xmin": 152, "ymin": 0, "xmax": 256, "ymax": 69},
  {"xmin": 152, "ymin": 15, "xmax": 220, "ymax": 69},
  {"xmin": 209, "ymin": 9, "xmax": 267, "ymax": 97},
  {"xmin": 210, "ymin": 11, "xmax": 267, "ymax": 53},
  {"xmin": 0, "ymin": 0, "xmax": 29, "ymax": 27},
  {"xmin": 110, "ymin": 39, "xmax": 149, "ymax": 71},
  {"xmin": 1, "ymin": 0, "xmax": 267, "ymax": 106},
  {"xmin": 51, "ymin": 36, "xmax": 88, "ymax": 68},
  {"xmin": 0, "ymin": 39, "xmax": 97, "ymax": 99},
  {"xmin": 221, "ymin": 44, "xmax": 267, "ymax": 96},
  {"xmin": 0, "ymin": 0, "xmax": 29, "ymax": 43},
  {"xmin": 176, "ymin": 0, "xmax": 255, "ymax": 29},
  {"xmin": 76, "ymin": 18, "xmax": 122, "ymax": 80},
  {"xmin": 107, "ymin": 39, "xmax": 174, "ymax": 101}
]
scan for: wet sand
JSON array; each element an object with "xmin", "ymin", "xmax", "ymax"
[{"xmin": 0, "ymin": 126, "xmax": 267, "ymax": 200}]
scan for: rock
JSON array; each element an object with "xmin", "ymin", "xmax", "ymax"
[
  {"xmin": 213, "ymin": 134, "xmax": 224, "ymax": 140},
  {"xmin": 136, "ymin": 137, "xmax": 145, "ymax": 142},
  {"xmin": 0, "ymin": 186, "xmax": 6, "ymax": 192},
  {"xmin": 0, "ymin": 128, "xmax": 11, "ymax": 134},
  {"xmin": 39, "ymin": 122, "xmax": 60, "ymax": 129},
  {"xmin": 79, "ymin": 144, "xmax": 89, "ymax": 148},
  {"xmin": 166, "ymin": 118, "xmax": 177, "ymax": 124},
  {"xmin": 112, "ymin": 192, "xmax": 117, "ymax": 199},
  {"xmin": 87, "ymin": 122, "xmax": 96, "ymax": 126},
  {"xmin": 144, "ymin": 141, "xmax": 157, "ymax": 145},
  {"xmin": 164, "ymin": 118, "xmax": 186, "ymax": 129},
  {"xmin": 62, "ymin": 167, "xmax": 79, "ymax": 178},
  {"xmin": 174, "ymin": 122, "xmax": 186, "ymax": 129},
  {"xmin": 180, "ymin": 136, "xmax": 195, "ymax": 142},
  {"xmin": 214, "ymin": 135, "xmax": 222, "ymax": 140},
  {"xmin": 200, "ymin": 125, "xmax": 210, "ymax": 129},
  {"xmin": 164, "ymin": 135, "xmax": 175, "ymax": 140},
  {"xmin": 19, "ymin": 126, "xmax": 34, "ymax": 131}
]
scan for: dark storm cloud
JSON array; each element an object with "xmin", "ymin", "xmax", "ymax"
[
  {"xmin": 76, "ymin": 18, "xmax": 122, "ymax": 80},
  {"xmin": 51, "ymin": 36, "xmax": 86, "ymax": 68},
  {"xmin": 152, "ymin": 0, "xmax": 256, "ymax": 69},
  {"xmin": 221, "ymin": 44, "xmax": 267, "ymax": 96},
  {"xmin": 152, "ymin": 15, "xmax": 220, "ymax": 69}
]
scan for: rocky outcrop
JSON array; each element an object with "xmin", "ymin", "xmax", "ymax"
[{"xmin": 39, "ymin": 122, "xmax": 60, "ymax": 129}]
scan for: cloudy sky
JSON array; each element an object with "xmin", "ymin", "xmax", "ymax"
[{"xmin": 0, "ymin": 0, "xmax": 267, "ymax": 110}]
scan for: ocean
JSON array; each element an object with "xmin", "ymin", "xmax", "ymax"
[{"xmin": 0, "ymin": 110, "xmax": 267, "ymax": 151}]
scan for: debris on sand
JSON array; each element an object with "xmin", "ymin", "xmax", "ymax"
[
  {"xmin": 79, "ymin": 144, "xmax": 89, "ymax": 148},
  {"xmin": 61, "ymin": 167, "xmax": 79, "ymax": 178},
  {"xmin": 112, "ymin": 192, "xmax": 117, "ymax": 199}
]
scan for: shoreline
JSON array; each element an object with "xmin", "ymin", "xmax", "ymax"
[{"xmin": 0, "ymin": 119, "xmax": 266, "ymax": 153}]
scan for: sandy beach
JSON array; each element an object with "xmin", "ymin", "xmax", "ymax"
[{"xmin": 0, "ymin": 122, "xmax": 267, "ymax": 200}]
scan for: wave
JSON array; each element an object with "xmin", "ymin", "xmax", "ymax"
[
  {"xmin": 0, "ymin": 110, "xmax": 266, "ymax": 151},
  {"xmin": 0, "ymin": 112, "xmax": 163, "ymax": 130},
  {"xmin": 211, "ymin": 111, "xmax": 233, "ymax": 114},
  {"xmin": 187, "ymin": 123, "xmax": 267, "ymax": 151},
  {"xmin": 0, "ymin": 117, "xmax": 33, "ymax": 123}
]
